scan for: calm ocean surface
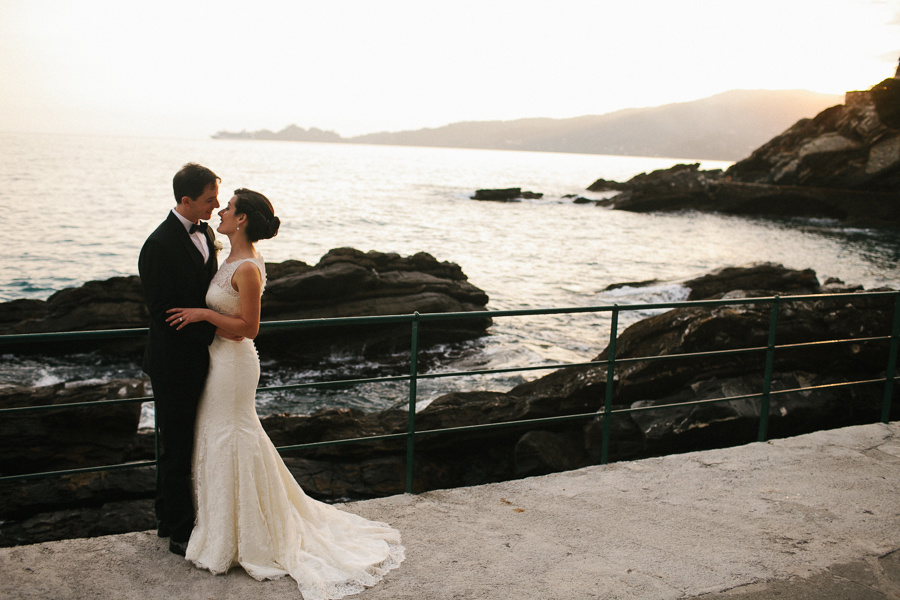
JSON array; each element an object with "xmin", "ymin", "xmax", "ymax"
[{"xmin": 3, "ymin": 131, "xmax": 899, "ymax": 420}]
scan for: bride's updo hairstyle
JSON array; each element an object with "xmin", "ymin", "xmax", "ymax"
[{"xmin": 233, "ymin": 188, "xmax": 280, "ymax": 242}]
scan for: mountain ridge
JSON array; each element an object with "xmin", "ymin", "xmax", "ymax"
[{"xmin": 213, "ymin": 89, "xmax": 843, "ymax": 161}]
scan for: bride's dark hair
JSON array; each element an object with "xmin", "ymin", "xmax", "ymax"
[{"xmin": 233, "ymin": 188, "xmax": 280, "ymax": 242}]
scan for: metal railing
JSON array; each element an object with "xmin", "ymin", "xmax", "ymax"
[{"xmin": 2, "ymin": 290, "xmax": 898, "ymax": 493}]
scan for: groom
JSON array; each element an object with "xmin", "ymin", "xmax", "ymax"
[{"xmin": 139, "ymin": 162, "xmax": 222, "ymax": 556}]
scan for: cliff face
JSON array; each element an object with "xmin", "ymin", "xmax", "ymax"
[{"xmin": 726, "ymin": 79, "xmax": 900, "ymax": 192}]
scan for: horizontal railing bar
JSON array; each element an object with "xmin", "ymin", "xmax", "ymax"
[
  {"xmin": 270, "ymin": 376, "xmax": 889, "ymax": 454},
  {"xmin": 610, "ymin": 335, "xmax": 891, "ymax": 368},
  {"xmin": 622, "ymin": 378, "xmax": 885, "ymax": 416},
  {"xmin": 258, "ymin": 291, "xmax": 897, "ymax": 330},
  {"xmin": 275, "ymin": 432, "xmax": 409, "ymax": 453},
  {"xmin": 769, "ymin": 378, "xmax": 885, "ymax": 395},
  {"xmin": 260, "ymin": 374, "xmax": 413, "ymax": 393},
  {"xmin": 7, "ymin": 375, "xmax": 884, "ymax": 478},
  {"xmin": 411, "ymin": 291, "xmax": 897, "ymax": 322},
  {"xmin": 262, "ymin": 334, "xmax": 891, "ymax": 394},
  {"xmin": 774, "ymin": 335, "xmax": 890, "ymax": 350},
  {"xmin": 0, "ymin": 460, "xmax": 156, "ymax": 483},
  {"xmin": 3, "ymin": 335, "xmax": 889, "ymax": 413},
  {"xmin": 2, "ymin": 290, "xmax": 893, "ymax": 345},
  {"xmin": 0, "ymin": 328, "xmax": 148, "ymax": 344},
  {"xmin": 0, "ymin": 395, "xmax": 153, "ymax": 415}
]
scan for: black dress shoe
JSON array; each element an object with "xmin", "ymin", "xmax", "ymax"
[{"xmin": 169, "ymin": 540, "xmax": 188, "ymax": 556}]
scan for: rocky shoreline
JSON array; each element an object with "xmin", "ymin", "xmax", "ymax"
[
  {"xmin": 0, "ymin": 247, "xmax": 491, "ymax": 363},
  {"xmin": 1, "ymin": 263, "xmax": 896, "ymax": 547}
]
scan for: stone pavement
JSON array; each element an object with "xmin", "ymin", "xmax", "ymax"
[{"xmin": 2, "ymin": 422, "xmax": 900, "ymax": 599}]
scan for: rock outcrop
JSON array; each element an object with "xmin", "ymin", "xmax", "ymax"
[
  {"xmin": 727, "ymin": 78, "xmax": 900, "ymax": 191},
  {"xmin": 590, "ymin": 78, "xmax": 900, "ymax": 226},
  {"xmin": 471, "ymin": 188, "xmax": 544, "ymax": 202},
  {"xmin": 2, "ymin": 263, "xmax": 896, "ymax": 547},
  {"xmin": 0, "ymin": 248, "xmax": 491, "ymax": 362}
]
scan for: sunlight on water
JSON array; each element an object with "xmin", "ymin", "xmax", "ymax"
[{"xmin": 2, "ymin": 132, "xmax": 899, "ymax": 417}]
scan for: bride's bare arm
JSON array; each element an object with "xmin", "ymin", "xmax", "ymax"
[
  {"xmin": 166, "ymin": 263, "xmax": 262, "ymax": 339},
  {"xmin": 215, "ymin": 327, "xmax": 244, "ymax": 342}
]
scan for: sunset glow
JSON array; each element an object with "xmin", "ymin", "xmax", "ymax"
[{"xmin": 1, "ymin": 0, "xmax": 898, "ymax": 139}]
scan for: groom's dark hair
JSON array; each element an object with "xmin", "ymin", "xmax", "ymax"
[{"xmin": 173, "ymin": 163, "xmax": 220, "ymax": 203}]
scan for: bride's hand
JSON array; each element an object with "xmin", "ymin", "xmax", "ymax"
[{"xmin": 166, "ymin": 308, "xmax": 206, "ymax": 330}]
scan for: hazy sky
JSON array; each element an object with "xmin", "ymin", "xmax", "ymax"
[{"xmin": 1, "ymin": 0, "xmax": 898, "ymax": 139}]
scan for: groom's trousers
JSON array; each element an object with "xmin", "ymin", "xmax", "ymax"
[{"xmin": 151, "ymin": 374, "xmax": 205, "ymax": 544}]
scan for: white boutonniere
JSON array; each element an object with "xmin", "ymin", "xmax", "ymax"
[{"xmin": 213, "ymin": 239, "xmax": 224, "ymax": 252}]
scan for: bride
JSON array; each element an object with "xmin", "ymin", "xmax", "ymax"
[{"xmin": 166, "ymin": 188, "xmax": 404, "ymax": 599}]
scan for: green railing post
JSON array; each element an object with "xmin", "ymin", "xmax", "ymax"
[
  {"xmin": 405, "ymin": 312, "xmax": 420, "ymax": 493},
  {"xmin": 881, "ymin": 292, "xmax": 900, "ymax": 423},
  {"xmin": 758, "ymin": 296, "xmax": 780, "ymax": 442},
  {"xmin": 601, "ymin": 306, "xmax": 619, "ymax": 465}
]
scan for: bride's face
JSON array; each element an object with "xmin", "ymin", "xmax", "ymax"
[{"xmin": 216, "ymin": 197, "xmax": 246, "ymax": 236}]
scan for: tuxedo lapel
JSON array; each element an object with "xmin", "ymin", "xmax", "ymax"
[{"xmin": 203, "ymin": 227, "xmax": 219, "ymax": 270}]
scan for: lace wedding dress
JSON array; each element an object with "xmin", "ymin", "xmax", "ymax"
[{"xmin": 185, "ymin": 256, "xmax": 404, "ymax": 599}]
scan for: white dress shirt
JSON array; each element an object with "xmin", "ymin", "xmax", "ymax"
[{"xmin": 171, "ymin": 208, "xmax": 210, "ymax": 263}]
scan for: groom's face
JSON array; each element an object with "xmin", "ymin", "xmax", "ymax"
[{"xmin": 181, "ymin": 183, "xmax": 220, "ymax": 223}]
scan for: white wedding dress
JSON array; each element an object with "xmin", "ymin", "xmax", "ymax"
[{"xmin": 186, "ymin": 256, "xmax": 404, "ymax": 599}]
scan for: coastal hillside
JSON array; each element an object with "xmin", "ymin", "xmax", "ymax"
[
  {"xmin": 213, "ymin": 89, "xmax": 841, "ymax": 161},
  {"xmin": 590, "ymin": 77, "xmax": 900, "ymax": 224}
]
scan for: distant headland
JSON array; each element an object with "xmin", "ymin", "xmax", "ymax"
[{"xmin": 212, "ymin": 89, "xmax": 841, "ymax": 162}]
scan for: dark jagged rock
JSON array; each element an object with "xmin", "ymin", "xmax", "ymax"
[
  {"xmin": 514, "ymin": 430, "xmax": 584, "ymax": 477},
  {"xmin": 595, "ymin": 163, "xmax": 900, "ymax": 225},
  {"xmin": 471, "ymin": 188, "xmax": 543, "ymax": 201},
  {"xmin": 592, "ymin": 162, "xmax": 720, "ymax": 210},
  {"xmin": 683, "ymin": 263, "xmax": 820, "ymax": 301},
  {"xmin": 727, "ymin": 79, "xmax": 900, "ymax": 191},
  {"xmin": 0, "ymin": 499, "xmax": 156, "ymax": 547},
  {"xmin": 0, "ymin": 248, "xmax": 491, "ymax": 362},
  {"xmin": 0, "ymin": 379, "xmax": 144, "ymax": 476},
  {"xmin": 871, "ymin": 78, "xmax": 900, "ymax": 129},
  {"xmin": 586, "ymin": 178, "xmax": 628, "ymax": 192},
  {"xmin": 592, "ymin": 78, "xmax": 900, "ymax": 225},
  {"xmin": 625, "ymin": 371, "xmax": 874, "ymax": 456},
  {"xmin": 3, "ymin": 264, "xmax": 897, "ymax": 547},
  {"xmin": 258, "ymin": 248, "xmax": 491, "ymax": 361}
]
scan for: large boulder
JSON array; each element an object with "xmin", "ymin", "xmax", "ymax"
[
  {"xmin": 258, "ymin": 248, "xmax": 491, "ymax": 361},
  {"xmin": 0, "ymin": 248, "xmax": 491, "ymax": 362}
]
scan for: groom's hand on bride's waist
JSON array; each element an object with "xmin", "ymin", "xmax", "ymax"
[{"xmin": 215, "ymin": 327, "xmax": 244, "ymax": 342}]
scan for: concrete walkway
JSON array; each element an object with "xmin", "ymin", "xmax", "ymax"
[{"xmin": 2, "ymin": 422, "xmax": 900, "ymax": 600}]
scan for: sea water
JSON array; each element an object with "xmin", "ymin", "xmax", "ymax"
[{"xmin": 2, "ymin": 131, "xmax": 899, "ymax": 420}]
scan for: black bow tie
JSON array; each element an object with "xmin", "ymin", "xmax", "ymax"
[{"xmin": 189, "ymin": 222, "xmax": 208, "ymax": 234}]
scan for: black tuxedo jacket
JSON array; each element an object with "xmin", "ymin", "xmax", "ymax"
[{"xmin": 139, "ymin": 211, "xmax": 218, "ymax": 383}]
